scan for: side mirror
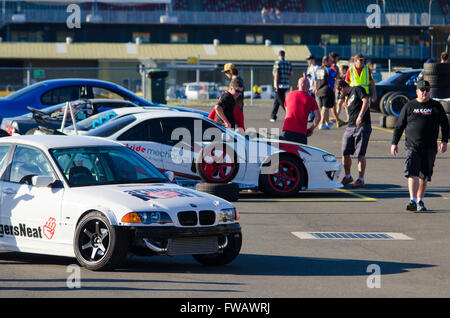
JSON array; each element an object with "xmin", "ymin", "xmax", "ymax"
[
  {"xmin": 164, "ymin": 171, "xmax": 175, "ymax": 182},
  {"xmin": 31, "ymin": 176, "xmax": 55, "ymax": 187}
]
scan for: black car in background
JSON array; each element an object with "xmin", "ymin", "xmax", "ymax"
[
  {"xmin": 374, "ymin": 69, "xmax": 422, "ymax": 115},
  {"xmin": 0, "ymin": 99, "xmax": 138, "ymax": 135}
]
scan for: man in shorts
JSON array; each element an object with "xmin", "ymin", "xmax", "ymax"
[
  {"xmin": 335, "ymin": 80, "xmax": 372, "ymax": 188},
  {"xmin": 391, "ymin": 80, "xmax": 448, "ymax": 212},
  {"xmin": 314, "ymin": 56, "xmax": 337, "ymax": 130}
]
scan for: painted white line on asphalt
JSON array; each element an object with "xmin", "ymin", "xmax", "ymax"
[{"xmin": 291, "ymin": 232, "xmax": 414, "ymax": 240}]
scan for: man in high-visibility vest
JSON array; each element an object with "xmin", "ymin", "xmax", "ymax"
[{"xmin": 345, "ymin": 53, "xmax": 377, "ymax": 103}]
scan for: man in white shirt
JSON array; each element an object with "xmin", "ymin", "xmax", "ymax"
[{"xmin": 306, "ymin": 55, "xmax": 318, "ymax": 122}]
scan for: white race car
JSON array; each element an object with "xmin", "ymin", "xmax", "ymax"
[
  {"xmin": 0, "ymin": 135, "xmax": 242, "ymax": 270},
  {"xmin": 84, "ymin": 111, "xmax": 343, "ymax": 196}
]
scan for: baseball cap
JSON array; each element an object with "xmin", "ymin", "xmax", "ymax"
[
  {"xmin": 307, "ymin": 55, "xmax": 315, "ymax": 60},
  {"xmin": 222, "ymin": 63, "xmax": 235, "ymax": 72},
  {"xmin": 416, "ymin": 80, "xmax": 431, "ymax": 89}
]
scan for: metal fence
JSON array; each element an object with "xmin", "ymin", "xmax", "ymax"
[
  {"xmin": 2, "ymin": 9, "xmax": 447, "ymax": 26},
  {"xmin": 0, "ymin": 62, "xmax": 426, "ymax": 105}
]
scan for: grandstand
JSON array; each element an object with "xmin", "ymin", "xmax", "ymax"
[{"xmin": 0, "ymin": 0, "xmax": 448, "ymax": 89}]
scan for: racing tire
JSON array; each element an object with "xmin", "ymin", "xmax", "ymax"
[
  {"xmin": 196, "ymin": 142, "xmax": 239, "ymax": 184},
  {"xmin": 385, "ymin": 115, "xmax": 397, "ymax": 129},
  {"xmin": 74, "ymin": 211, "xmax": 130, "ymax": 271},
  {"xmin": 193, "ymin": 232, "xmax": 242, "ymax": 266},
  {"xmin": 422, "ymin": 74, "xmax": 450, "ymax": 87},
  {"xmin": 195, "ymin": 182, "xmax": 239, "ymax": 202},
  {"xmin": 430, "ymin": 88, "xmax": 450, "ymax": 99},
  {"xmin": 258, "ymin": 154, "xmax": 305, "ymax": 197},
  {"xmin": 423, "ymin": 62, "xmax": 450, "ymax": 76},
  {"xmin": 387, "ymin": 92, "xmax": 409, "ymax": 117},
  {"xmin": 439, "ymin": 100, "xmax": 450, "ymax": 113},
  {"xmin": 379, "ymin": 91, "xmax": 396, "ymax": 114}
]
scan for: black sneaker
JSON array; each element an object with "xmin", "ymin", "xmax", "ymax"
[
  {"xmin": 416, "ymin": 200, "xmax": 427, "ymax": 212},
  {"xmin": 406, "ymin": 200, "xmax": 417, "ymax": 211}
]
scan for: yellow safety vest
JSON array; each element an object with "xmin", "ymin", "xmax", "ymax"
[{"xmin": 349, "ymin": 65, "xmax": 370, "ymax": 94}]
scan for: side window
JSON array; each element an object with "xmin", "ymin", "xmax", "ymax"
[
  {"xmin": 91, "ymin": 86, "xmax": 126, "ymax": 100},
  {"xmin": 201, "ymin": 119, "xmax": 223, "ymax": 143},
  {"xmin": 160, "ymin": 117, "xmax": 194, "ymax": 145},
  {"xmin": 0, "ymin": 145, "xmax": 11, "ymax": 176},
  {"xmin": 117, "ymin": 119, "xmax": 162, "ymax": 142},
  {"xmin": 9, "ymin": 146, "xmax": 54, "ymax": 184},
  {"xmin": 41, "ymin": 86, "xmax": 81, "ymax": 105}
]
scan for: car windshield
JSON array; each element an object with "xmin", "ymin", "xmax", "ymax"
[
  {"xmin": 3, "ymin": 82, "xmax": 46, "ymax": 100},
  {"xmin": 378, "ymin": 71, "xmax": 419, "ymax": 86},
  {"xmin": 50, "ymin": 145, "xmax": 168, "ymax": 187},
  {"xmin": 85, "ymin": 115, "xmax": 137, "ymax": 137}
]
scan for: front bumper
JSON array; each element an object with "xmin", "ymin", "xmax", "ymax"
[{"xmin": 127, "ymin": 223, "xmax": 242, "ymax": 256}]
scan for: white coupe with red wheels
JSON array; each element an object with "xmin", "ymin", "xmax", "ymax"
[{"xmin": 84, "ymin": 111, "xmax": 343, "ymax": 196}]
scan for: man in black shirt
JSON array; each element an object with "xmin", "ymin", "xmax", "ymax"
[
  {"xmin": 391, "ymin": 80, "xmax": 448, "ymax": 212},
  {"xmin": 335, "ymin": 80, "xmax": 371, "ymax": 188},
  {"xmin": 214, "ymin": 78, "xmax": 244, "ymax": 130}
]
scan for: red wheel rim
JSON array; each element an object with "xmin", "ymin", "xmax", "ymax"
[
  {"xmin": 200, "ymin": 147, "xmax": 236, "ymax": 182},
  {"xmin": 268, "ymin": 160, "xmax": 301, "ymax": 193}
]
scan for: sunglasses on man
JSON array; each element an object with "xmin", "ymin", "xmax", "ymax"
[
  {"xmin": 419, "ymin": 87, "xmax": 430, "ymax": 93},
  {"xmin": 234, "ymin": 88, "xmax": 243, "ymax": 94}
]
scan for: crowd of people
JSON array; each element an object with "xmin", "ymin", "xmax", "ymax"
[{"xmin": 207, "ymin": 50, "xmax": 448, "ymax": 212}]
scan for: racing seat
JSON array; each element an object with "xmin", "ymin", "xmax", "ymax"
[{"xmin": 69, "ymin": 166, "xmax": 95, "ymax": 185}]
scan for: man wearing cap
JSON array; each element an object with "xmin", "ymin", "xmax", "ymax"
[
  {"xmin": 391, "ymin": 80, "xmax": 448, "ymax": 212},
  {"xmin": 222, "ymin": 63, "xmax": 245, "ymax": 112}
]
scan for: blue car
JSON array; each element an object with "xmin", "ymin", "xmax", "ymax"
[{"xmin": 0, "ymin": 78, "xmax": 207, "ymax": 122}]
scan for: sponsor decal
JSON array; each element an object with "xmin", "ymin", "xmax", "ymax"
[
  {"xmin": 0, "ymin": 218, "xmax": 56, "ymax": 240},
  {"xmin": 413, "ymin": 108, "xmax": 432, "ymax": 115},
  {"xmin": 92, "ymin": 112, "xmax": 118, "ymax": 129},
  {"xmin": 0, "ymin": 223, "xmax": 43, "ymax": 239},
  {"xmin": 125, "ymin": 188, "xmax": 203, "ymax": 201},
  {"xmin": 43, "ymin": 217, "xmax": 57, "ymax": 240},
  {"xmin": 279, "ymin": 143, "xmax": 311, "ymax": 156}
]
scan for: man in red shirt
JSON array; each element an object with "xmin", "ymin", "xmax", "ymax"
[{"xmin": 281, "ymin": 77, "xmax": 321, "ymax": 144}]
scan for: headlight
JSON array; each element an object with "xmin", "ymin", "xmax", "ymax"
[
  {"xmin": 322, "ymin": 154, "xmax": 336, "ymax": 162},
  {"xmin": 219, "ymin": 208, "xmax": 239, "ymax": 222},
  {"xmin": 121, "ymin": 212, "xmax": 173, "ymax": 224}
]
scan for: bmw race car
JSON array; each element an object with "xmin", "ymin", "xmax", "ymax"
[
  {"xmin": 0, "ymin": 135, "xmax": 242, "ymax": 270},
  {"xmin": 84, "ymin": 111, "xmax": 343, "ymax": 196}
]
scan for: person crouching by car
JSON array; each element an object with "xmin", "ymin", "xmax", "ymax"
[{"xmin": 209, "ymin": 78, "xmax": 245, "ymax": 133}]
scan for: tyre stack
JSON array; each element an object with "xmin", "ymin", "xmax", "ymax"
[
  {"xmin": 423, "ymin": 62, "xmax": 450, "ymax": 140},
  {"xmin": 422, "ymin": 62, "xmax": 450, "ymax": 99},
  {"xmin": 434, "ymin": 98, "xmax": 450, "ymax": 140}
]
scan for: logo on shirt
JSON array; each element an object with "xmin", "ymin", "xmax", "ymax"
[
  {"xmin": 347, "ymin": 93, "xmax": 356, "ymax": 106},
  {"xmin": 413, "ymin": 108, "xmax": 432, "ymax": 115}
]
